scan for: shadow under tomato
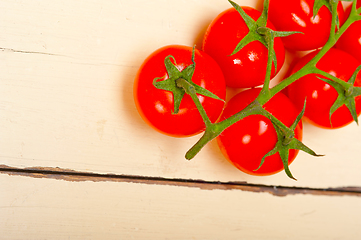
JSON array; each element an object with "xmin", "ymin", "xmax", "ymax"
[
  {"xmin": 193, "ymin": 20, "xmax": 209, "ymax": 50},
  {"xmin": 118, "ymin": 51, "xmax": 147, "ymax": 130}
]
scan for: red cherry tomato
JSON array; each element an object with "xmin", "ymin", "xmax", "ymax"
[
  {"xmin": 287, "ymin": 48, "xmax": 361, "ymax": 129},
  {"xmin": 217, "ymin": 88, "xmax": 302, "ymax": 176},
  {"xmin": 134, "ymin": 45, "xmax": 226, "ymax": 137},
  {"xmin": 336, "ymin": 0, "xmax": 361, "ymax": 63},
  {"xmin": 202, "ymin": 6, "xmax": 285, "ymax": 88},
  {"xmin": 268, "ymin": 0, "xmax": 344, "ymax": 51}
]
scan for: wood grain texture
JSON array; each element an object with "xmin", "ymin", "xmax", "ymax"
[
  {"xmin": 1, "ymin": 174, "xmax": 361, "ymax": 240},
  {"xmin": 1, "ymin": 0, "xmax": 361, "ymax": 189}
]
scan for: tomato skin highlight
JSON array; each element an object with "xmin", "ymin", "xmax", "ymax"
[
  {"xmin": 287, "ymin": 48, "xmax": 361, "ymax": 129},
  {"xmin": 202, "ymin": 7, "xmax": 285, "ymax": 88},
  {"xmin": 268, "ymin": 0, "xmax": 344, "ymax": 51},
  {"xmin": 336, "ymin": 0, "xmax": 361, "ymax": 63},
  {"xmin": 134, "ymin": 45, "xmax": 226, "ymax": 137},
  {"xmin": 217, "ymin": 88, "xmax": 302, "ymax": 176}
]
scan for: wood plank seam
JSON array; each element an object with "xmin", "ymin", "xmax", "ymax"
[{"xmin": 1, "ymin": 165, "xmax": 360, "ymax": 197}]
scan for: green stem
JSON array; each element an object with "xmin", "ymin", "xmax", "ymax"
[
  {"xmin": 269, "ymin": 64, "xmax": 311, "ymax": 98},
  {"xmin": 176, "ymin": 78, "xmax": 212, "ymax": 128},
  {"xmin": 185, "ymin": 128, "xmax": 218, "ymax": 160},
  {"xmin": 185, "ymin": 101, "xmax": 264, "ymax": 159},
  {"xmin": 257, "ymin": 27, "xmax": 273, "ymax": 102},
  {"xmin": 327, "ymin": 0, "xmax": 338, "ymax": 44}
]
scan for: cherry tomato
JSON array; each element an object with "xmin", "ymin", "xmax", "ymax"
[
  {"xmin": 217, "ymin": 88, "xmax": 302, "ymax": 176},
  {"xmin": 202, "ymin": 6, "xmax": 285, "ymax": 88},
  {"xmin": 134, "ymin": 45, "xmax": 226, "ymax": 137},
  {"xmin": 268, "ymin": 0, "xmax": 344, "ymax": 51},
  {"xmin": 287, "ymin": 48, "xmax": 361, "ymax": 129},
  {"xmin": 336, "ymin": 0, "xmax": 361, "ymax": 63}
]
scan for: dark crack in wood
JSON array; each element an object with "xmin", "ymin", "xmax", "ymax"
[{"xmin": 1, "ymin": 165, "xmax": 361, "ymax": 197}]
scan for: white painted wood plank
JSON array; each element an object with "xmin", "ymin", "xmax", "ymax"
[
  {"xmin": 1, "ymin": 174, "xmax": 361, "ymax": 240},
  {"xmin": 1, "ymin": 0, "xmax": 361, "ymax": 188}
]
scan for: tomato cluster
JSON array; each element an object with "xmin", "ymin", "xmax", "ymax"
[{"xmin": 133, "ymin": 0, "xmax": 361, "ymax": 179}]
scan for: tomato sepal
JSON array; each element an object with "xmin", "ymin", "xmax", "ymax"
[
  {"xmin": 228, "ymin": 0, "xmax": 299, "ymax": 72},
  {"xmin": 152, "ymin": 47, "xmax": 224, "ymax": 115},
  {"xmin": 317, "ymin": 65, "xmax": 361, "ymax": 126},
  {"xmin": 256, "ymin": 100, "xmax": 323, "ymax": 180}
]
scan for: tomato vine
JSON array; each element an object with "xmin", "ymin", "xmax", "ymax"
[{"xmin": 136, "ymin": 0, "xmax": 361, "ymax": 179}]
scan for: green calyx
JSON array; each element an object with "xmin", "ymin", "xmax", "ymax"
[
  {"xmin": 152, "ymin": 47, "xmax": 224, "ymax": 115},
  {"xmin": 317, "ymin": 66, "xmax": 361, "ymax": 126},
  {"xmin": 228, "ymin": 0, "xmax": 300, "ymax": 72},
  {"xmin": 255, "ymin": 101, "xmax": 323, "ymax": 180}
]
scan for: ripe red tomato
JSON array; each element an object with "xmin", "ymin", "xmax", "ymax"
[
  {"xmin": 268, "ymin": 0, "xmax": 344, "ymax": 51},
  {"xmin": 134, "ymin": 45, "xmax": 226, "ymax": 137},
  {"xmin": 336, "ymin": 0, "xmax": 361, "ymax": 63},
  {"xmin": 287, "ymin": 48, "xmax": 361, "ymax": 129},
  {"xmin": 202, "ymin": 6, "xmax": 285, "ymax": 88},
  {"xmin": 217, "ymin": 88, "xmax": 302, "ymax": 176}
]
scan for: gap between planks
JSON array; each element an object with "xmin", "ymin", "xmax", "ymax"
[{"xmin": 1, "ymin": 165, "xmax": 361, "ymax": 197}]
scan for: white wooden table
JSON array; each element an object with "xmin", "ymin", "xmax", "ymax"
[{"xmin": 1, "ymin": 0, "xmax": 361, "ymax": 239}]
